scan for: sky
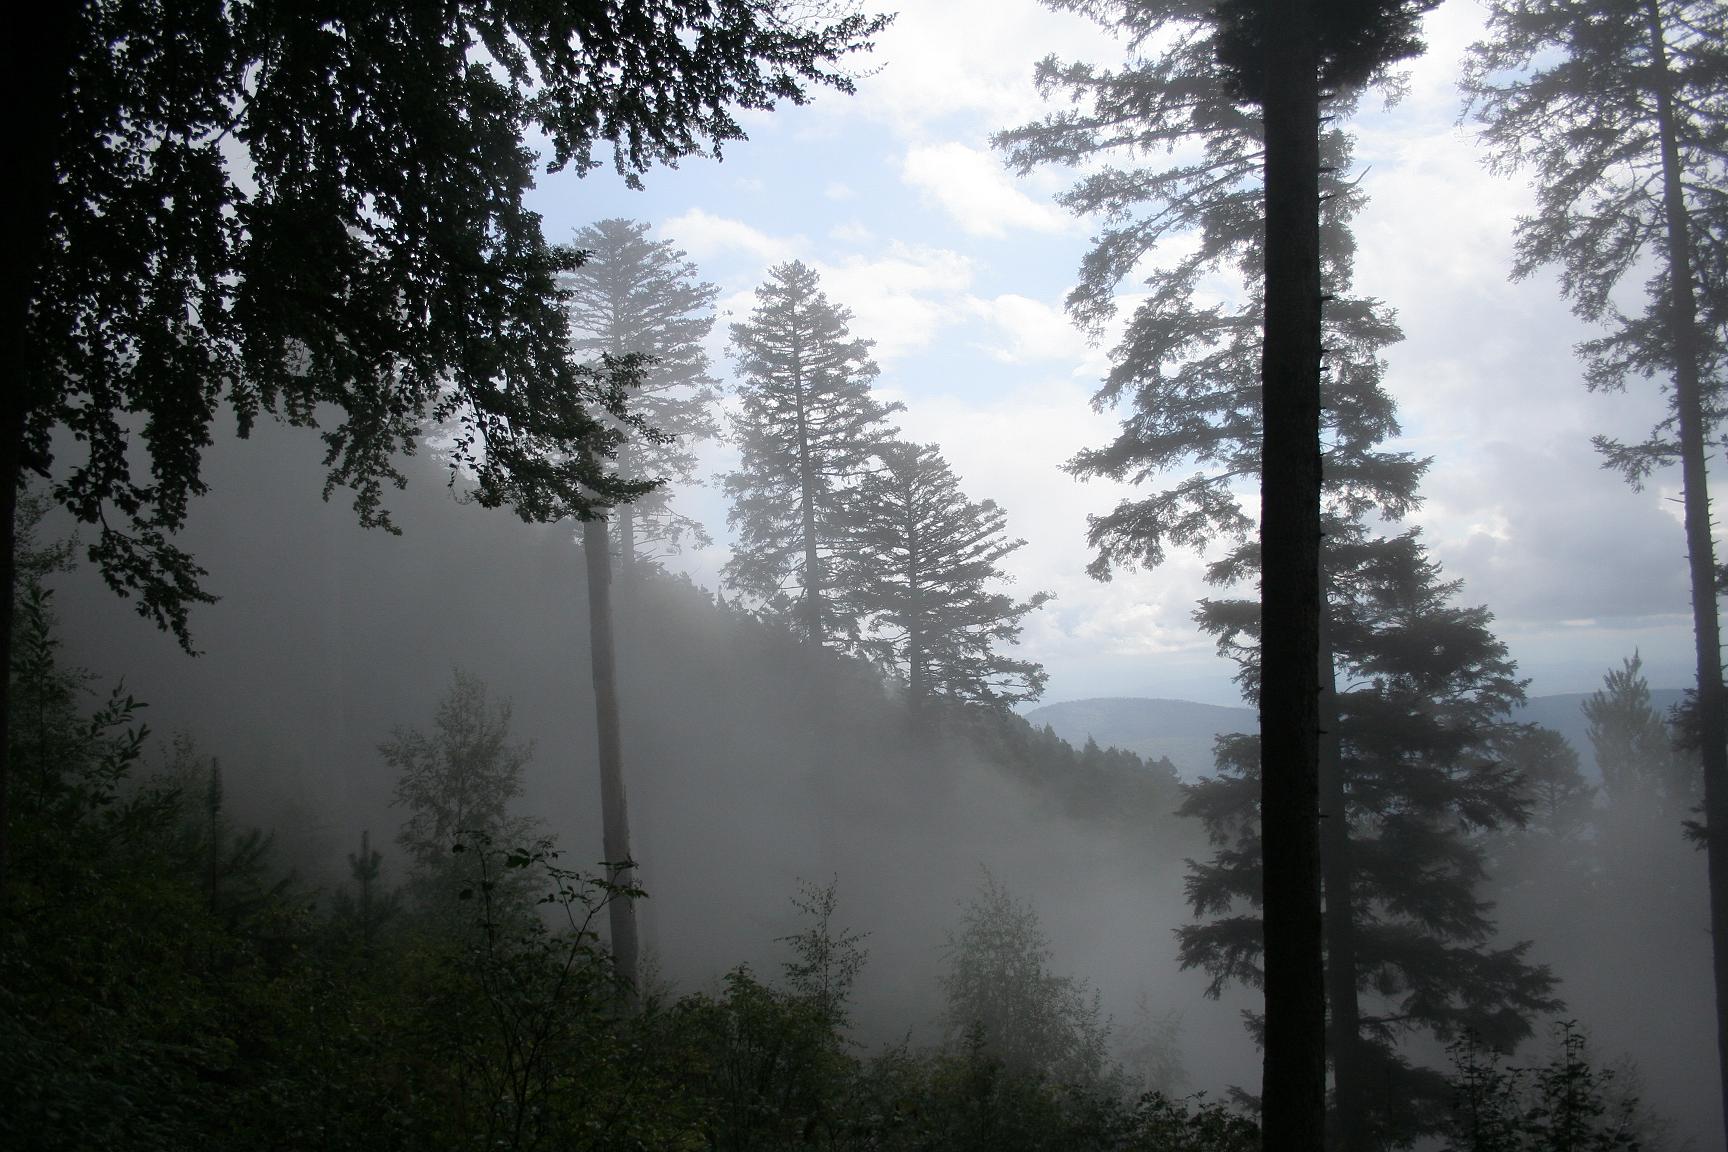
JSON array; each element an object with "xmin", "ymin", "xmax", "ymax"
[{"xmin": 524, "ymin": 0, "xmax": 1704, "ymax": 709}]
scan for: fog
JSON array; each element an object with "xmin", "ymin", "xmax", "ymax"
[
  {"xmin": 45, "ymin": 419, "xmax": 1259, "ymax": 1091},
  {"xmin": 13, "ymin": 0, "xmax": 1728, "ymax": 1148}
]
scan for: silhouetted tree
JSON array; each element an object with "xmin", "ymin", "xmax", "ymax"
[
  {"xmin": 999, "ymin": 5, "xmax": 1430, "ymax": 1140},
  {"xmin": 0, "ymin": 0, "xmax": 890, "ymax": 890},
  {"xmin": 835, "ymin": 441, "xmax": 1050, "ymax": 713},
  {"xmin": 1182, "ymin": 525, "xmax": 1559, "ymax": 1147},
  {"xmin": 563, "ymin": 219, "xmax": 723, "ymax": 580},
  {"xmin": 723, "ymin": 261, "xmax": 901, "ymax": 648},
  {"xmin": 1465, "ymin": 1, "xmax": 1728, "ymax": 1128}
]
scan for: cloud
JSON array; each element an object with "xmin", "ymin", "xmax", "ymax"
[
  {"xmin": 824, "ymin": 181, "xmax": 856, "ymax": 200},
  {"xmin": 820, "ymin": 242, "xmax": 977, "ymax": 361},
  {"xmin": 659, "ymin": 208, "xmax": 801, "ymax": 267},
  {"xmin": 829, "ymin": 220, "xmax": 875, "ymax": 246},
  {"xmin": 901, "ymin": 142, "xmax": 1074, "ymax": 238},
  {"xmin": 965, "ymin": 293, "xmax": 1089, "ymax": 364},
  {"xmin": 843, "ymin": 2, "xmax": 1125, "ymax": 139}
]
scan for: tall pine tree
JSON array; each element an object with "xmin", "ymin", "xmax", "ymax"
[
  {"xmin": 1464, "ymin": 2, "xmax": 1728, "ymax": 1131},
  {"xmin": 563, "ymin": 219, "xmax": 722, "ymax": 581},
  {"xmin": 723, "ymin": 261, "xmax": 900, "ymax": 649},
  {"xmin": 834, "ymin": 441, "xmax": 1050, "ymax": 713}
]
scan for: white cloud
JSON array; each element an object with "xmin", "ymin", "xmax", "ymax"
[
  {"xmin": 843, "ymin": 2, "xmax": 1124, "ymax": 139},
  {"xmin": 829, "ymin": 220, "xmax": 875, "ymax": 246},
  {"xmin": 824, "ymin": 180, "xmax": 856, "ymax": 200},
  {"xmin": 901, "ymin": 142, "xmax": 1074, "ymax": 238},
  {"xmin": 659, "ymin": 207, "xmax": 801, "ymax": 267},
  {"xmin": 965, "ymin": 293, "xmax": 1089, "ymax": 364},
  {"xmin": 820, "ymin": 242, "xmax": 977, "ymax": 361}
]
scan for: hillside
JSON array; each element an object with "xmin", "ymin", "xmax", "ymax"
[{"xmin": 1027, "ymin": 689, "xmax": 1690, "ymax": 781}]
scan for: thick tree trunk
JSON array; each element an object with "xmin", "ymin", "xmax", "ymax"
[
  {"xmin": 0, "ymin": 0, "xmax": 85, "ymax": 895},
  {"xmin": 1258, "ymin": 0, "xmax": 1328, "ymax": 1146},
  {"xmin": 584, "ymin": 516, "xmax": 638, "ymax": 1006},
  {"xmin": 1318, "ymin": 620, "xmax": 1366, "ymax": 1151},
  {"xmin": 1644, "ymin": 1, "xmax": 1728, "ymax": 1139}
]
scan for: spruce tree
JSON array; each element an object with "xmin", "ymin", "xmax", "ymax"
[
  {"xmin": 1584, "ymin": 652, "xmax": 1697, "ymax": 817},
  {"xmin": 999, "ymin": 9, "xmax": 1434, "ymax": 1142},
  {"xmin": 723, "ymin": 261, "xmax": 901, "ymax": 649},
  {"xmin": 1464, "ymin": 2, "xmax": 1728, "ymax": 1129},
  {"xmin": 834, "ymin": 441, "xmax": 1050, "ymax": 713},
  {"xmin": 562, "ymin": 219, "xmax": 722, "ymax": 580},
  {"xmin": 1182, "ymin": 525, "xmax": 1559, "ymax": 1147}
]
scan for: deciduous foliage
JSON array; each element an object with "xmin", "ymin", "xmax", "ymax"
[
  {"xmin": 0, "ymin": 0, "xmax": 890, "ymax": 890},
  {"xmin": 723, "ymin": 261, "xmax": 902, "ymax": 647},
  {"xmin": 940, "ymin": 872, "xmax": 1113, "ymax": 1091},
  {"xmin": 836, "ymin": 441, "xmax": 1050, "ymax": 711},
  {"xmin": 563, "ymin": 219, "xmax": 723, "ymax": 577},
  {"xmin": 383, "ymin": 669, "xmax": 536, "ymax": 908},
  {"xmin": 1464, "ymin": 0, "xmax": 1728, "ymax": 1131}
]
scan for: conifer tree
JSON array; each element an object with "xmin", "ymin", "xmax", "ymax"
[
  {"xmin": 1181, "ymin": 525, "xmax": 1559, "ymax": 1146},
  {"xmin": 835, "ymin": 441, "xmax": 1050, "ymax": 712},
  {"xmin": 1584, "ymin": 652, "xmax": 1697, "ymax": 817},
  {"xmin": 999, "ymin": 8, "xmax": 1436, "ymax": 1142},
  {"xmin": 723, "ymin": 261, "xmax": 901, "ymax": 648},
  {"xmin": 1464, "ymin": 2, "xmax": 1728, "ymax": 1128},
  {"xmin": 563, "ymin": 219, "xmax": 722, "ymax": 580}
]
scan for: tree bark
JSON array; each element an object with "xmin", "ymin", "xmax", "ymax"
[
  {"xmin": 584, "ymin": 516, "xmax": 638, "ymax": 1007},
  {"xmin": 0, "ymin": 0, "xmax": 85, "ymax": 895},
  {"xmin": 1258, "ymin": 0, "xmax": 1328, "ymax": 1145},
  {"xmin": 1644, "ymin": 1, "xmax": 1728, "ymax": 1138}
]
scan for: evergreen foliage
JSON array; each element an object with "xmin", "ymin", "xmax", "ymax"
[
  {"xmin": 836, "ymin": 441, "xmax": 1050, "ymax": 709},
  {"xmin": 561, "ymin": 218, "xmax": 723, "ymax": 571},
  {"xmin": 1583, "ymin": 652, "xmax": 1697, "ymax": 816},
  {"xmin": 1180, "ymin": 527, "xmax": 1560, "ymax": 1145},
  {"xmin": 723, "ymin": 261, "xmax": 903, "ymax": 646},
  {"xmin": 1465, "ymin": 3, "xmax": 1728, "ymax": 1130}
]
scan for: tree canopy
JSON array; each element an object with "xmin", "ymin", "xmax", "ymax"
[
  {"xmin": 14, "ymin": 0, "xmax": 889, "ymax": 643},
  {"xmin": 723, "ymin": 260, "xmax": 901, "ymax": 647},
  {"xmin": 836, "ymin": 441, "xmax": 1050, "ymax": 710}
]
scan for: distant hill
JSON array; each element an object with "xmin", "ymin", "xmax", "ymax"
[
  {"xmin": 1510, "ymin": 689, "xmax": 1686, "ymax": 777},
  {"xmin": 1027, "ymin": 689, "xmax": 1690, "ymax": 781},
  {"xmin": 1024, "ymin": 698, "xmax": 1254, "ymax": 781}
]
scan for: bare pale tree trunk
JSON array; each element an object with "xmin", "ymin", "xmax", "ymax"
[
  {"xmin": 584, "ymin": 516, "xmax": 638, "ymax": 1006},
  {"xmin": 1259, "ymin": 0, "xmax": 1327, "ymax": 1144},
  {"xmin": 1643, "ymin": 1, "xmax": 1728, "ymax": 1136}
]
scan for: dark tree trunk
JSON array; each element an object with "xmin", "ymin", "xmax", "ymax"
[
  {"xmin": 1319, "ymin": 621, "xmax": 1365, "ymax": 1151},
  {"xmin": 584, "ymin": 516, "xmax": 638, "ymax": 1006},
  {"xmin": 0, "ymin": 0, "xmax": 85, "ymax": 895},
  {"xmin": 1644, "ymin": 1, "xmax": 1728, "ymax": 1137},
  {"xmin": 1258, "ymin": 0, "xmax": 1328, "ymax": 1145}
]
